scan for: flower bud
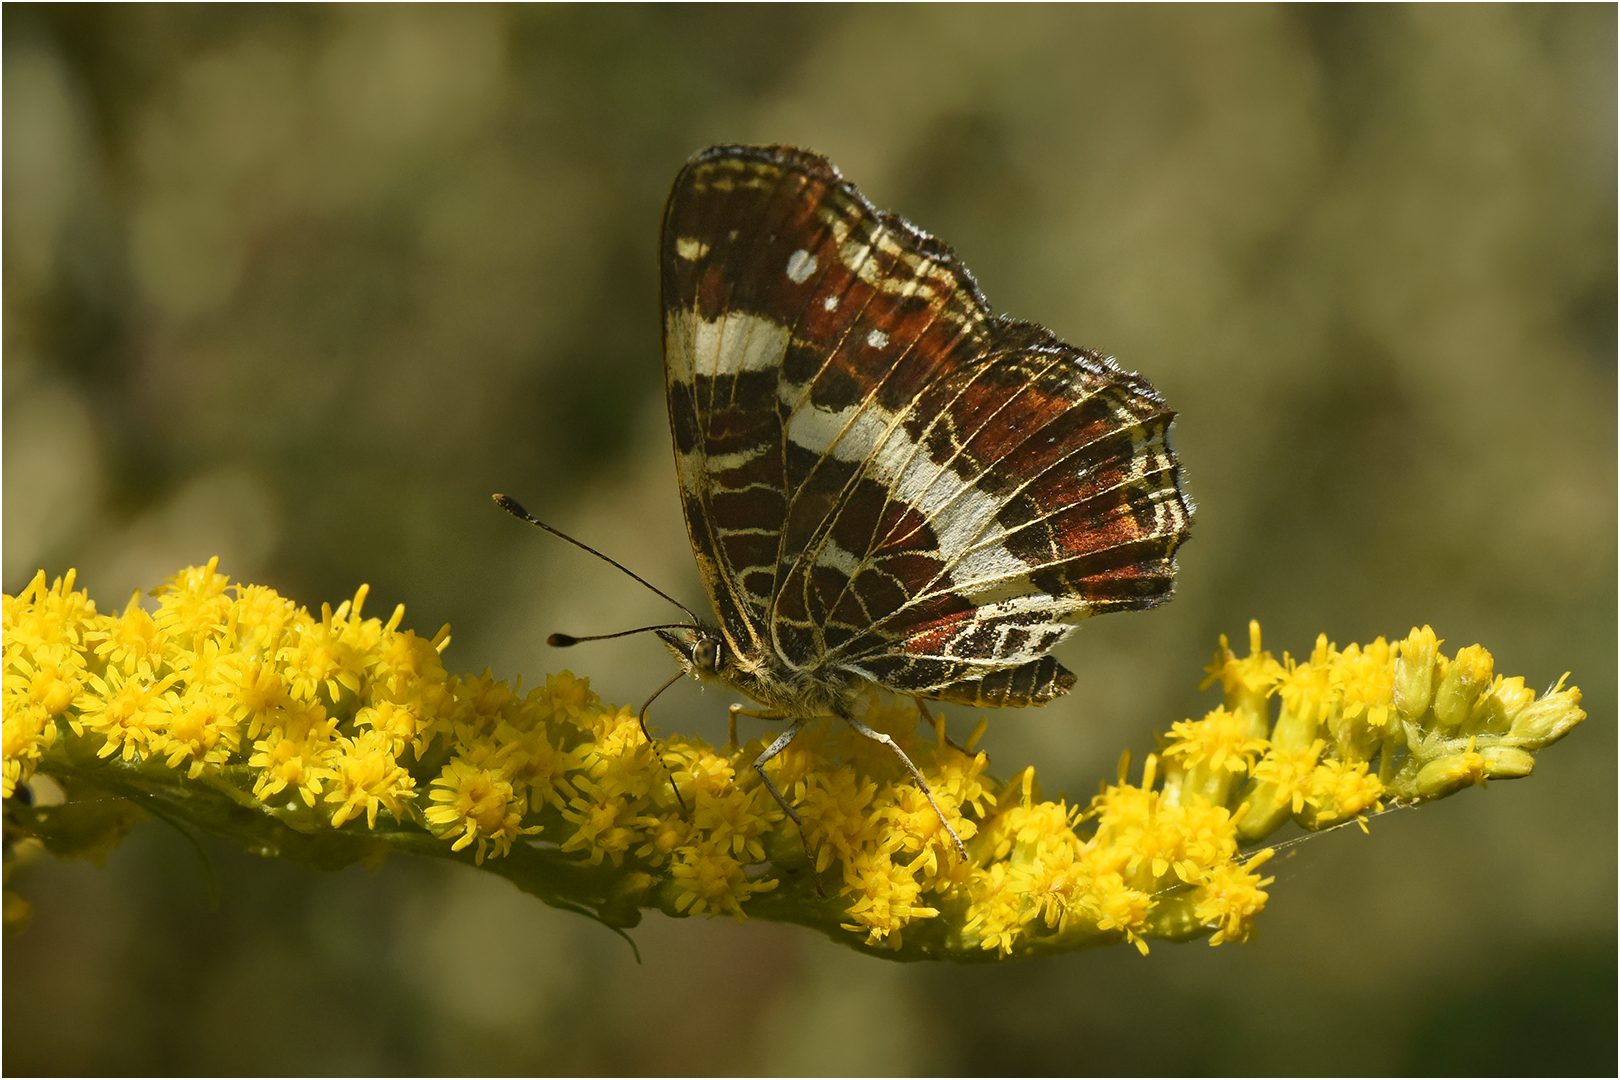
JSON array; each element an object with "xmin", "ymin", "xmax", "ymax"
[
  {"xmin": 1413, "ymin": 750, "xmax": 1487, "ymax": 799},
  {"xmin": 1469, "ymin": 675, "xmax": 1533, "ymax": 734},
  {"xmin": 1395, "ymin": 626, "xmax": 1438, "ymax": 722},
  {"xmin": 1431, "ymin": 645, "xmax": 1493, "ymax": 730},
  {"xmin": 1480, "ymin": 746, "xmax": 1536, "ymax": 779},
  {"xmin": 1507, "ymin": 683, "xmax": 1585, "ymax": 747}
]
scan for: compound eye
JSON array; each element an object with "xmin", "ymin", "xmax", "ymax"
[{"xmin": 693, "ymin": 635, "xmax": 722, "ymax": 673}]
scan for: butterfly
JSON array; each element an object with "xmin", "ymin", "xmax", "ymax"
[{"xmin": 649, "ymin": 145, "xmax": 1192, "ymax": 852}]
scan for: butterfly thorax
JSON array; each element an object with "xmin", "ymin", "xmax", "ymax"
[{"xmin": 656, "ymin": 625, "xmax": 861, "ymax": 718}]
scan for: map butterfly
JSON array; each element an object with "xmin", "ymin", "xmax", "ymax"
[{"xmin": 651, "ymin": 145, "xmax": 1192, "ymax": 851}]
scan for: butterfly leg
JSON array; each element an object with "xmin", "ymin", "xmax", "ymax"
[
  {"xmin": 727, "ymin": 703, "xmax": 790, "ymax": 751},
  {"xmin": 841, "ymin": 712, "xmax": 969, "ymax": 861},
  {"xmin": 751, "ymin": 717, "xmax": 814, "ymax": 848}
]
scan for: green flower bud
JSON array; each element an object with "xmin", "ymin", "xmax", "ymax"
[
  {"xmin": 1413, "ymin": 750, "xmax": 1486, "ymax": 799},
  {"xmin": 1507, "ymin": 682, "xmax": 1585, "ymax": 748},
  {"xmin": 1395, "ymin": 626, "xmax": 1438, "ymax": 722},
  {"xmin": 1431, "ymin": 645, "xmax": 1493, "ymax": 730},
  {"xmin": 1480, "ymin": 746, "xmax": 1536, "ymax": 779}
]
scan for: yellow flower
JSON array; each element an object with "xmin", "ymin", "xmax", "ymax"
[
  {"xmin": 796, "ymin": 764, "xmax": 883, "ymax": 874},
  {"xmin": 1163, "ymin": 706, "xmax": 1267, "ymax": 807},
  {"xmin": 355, "ymin": 700, "xmax": 425, "ymax": 760},
  {"xmin": 327, "ymin": 728, "xmax": 416, "ymax": 829},
  {"xmin": 1193, "ymin": 849, "xmax": 1274, "ymax": 946},
  {"xmin": 691, "ymin": 783, "xmax": 775, "ymax": 863},
  {"xmin": 229, "ymin": 657, "xmax": 295, "ymax": 738},
  {"xmin": 76, "ymin": 666, "xmax": 176, "ymax": 761},
  {"xmin": 154, "ymin": 687, "xmax": 241, "ymax": 778},
  {"xmin": 1331, "ymin": 638, "xmax": 1395, "ymax": 725},
  {"xmin": 370, "ymin": 624, "xmax": 449, "ymax": 699},
  {"xmin": 88, "ymin": 592, "xmax": 168, "ymax": 680},
  {"xmin": 541, "ymin": 670, "xmax": 599, "ymax": 727},
  {"xmin": 633, "ymin": 813, "xmax": 695, "ymax": 866},
  {"xmin": 248, "ymin": 702, "xmax": 339, "ymax": 807},
  {"xmin": 1395, "ymin": 625, "xmax": 1440, "ymax": 721},
  {"xmin": 879, "ymin": 779, "xmax": 970, "ymax": 885},
  {"xmin": 151, "ymin": 557, "xmax": 234, "ymax": 647},
  {"xmin": 1202, "ymin": 620, "xmax": 1284, "ymax": 734},
  {"xmin": 445, "ymin": 669, "xmax": 521, "ymax": 744},
  {"xmin": 5, "ymin": 569, "xmax": 98, "ymax": 651},
  {"xmin": 1432, "ymin": 644, "xmax": 1495, "ymax": 730},
  {"xmin": 840, "ymin": 851, "xmax": 940, "ymax": 948},
  {"xmin": 1273, "ymin": 640, "xmax": 1337, "ymax": 750},
  {"xmin": 667, "ymin": 839, "xmax": 777, "ymax": 921},
  {"xmin": 669, "ymin": 738, "xmax": 738, "ymax": 802},
  {"xmin": 2, "ymin": 643, "xmax": 85, "ymax": 797},
  {"xmin": 1, "ymin": 563, "xmax": 1589, "ymax": 963},
  {"xmin": 278, "ymin": 598, "xmax": 368, "ymax": 706},
  {"xmin": 1085, "ymin": 870, "xmax": 1155, "ymax": 955},
  {"xmin": 575, "ymin": 706, "xmax": 661, "ymax": 799},
  {"xmin": 9, "ymin": 643, "xmax": 85, "ymax": 717},
  {"xmin": 2, "ymin": 704, "xmax": 55, "ymax": 799},
  {"xmin": 426, "ymin": 758, "xmax": 537, "ymax": 864},
  {"xmin": 489, "ymin": 720, "xmax": 578, "ymax": 811},
  {"xmin": 559, "ymin": 775, "xmax": 657, "ymax": 867},
  {"xmin": 1303, "ymin": 758, "xmax": 1384, "ymax": 826},
  {"xmin": 225, "ymin": 582, "xmax": 300, "ymax": 653},
  {"xmin": 1472, "ymin": 674, "xmax": 1534, "ymax": 735},
  {"xmin": 1240, "ymin": 738, "xmax": 1326, "ymax": 837}
]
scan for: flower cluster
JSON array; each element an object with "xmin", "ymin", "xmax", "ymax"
[{"xmin": 2, "ymin": 565, "xmax": 1586, "ymax": 959}]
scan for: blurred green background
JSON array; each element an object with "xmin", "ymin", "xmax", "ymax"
[{"xmin": 4, "ymin": 4, "xmax": 1614, "ymax": 1074}]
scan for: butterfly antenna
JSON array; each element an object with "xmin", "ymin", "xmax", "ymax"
[
  {"xmin": 547, "ymin": 625, "xmax": 702, "ymax": 648},
  {"xmin": 493, "ymin": 494, "xmax": 701, "ymax": 622},
  {"xmin": 495, "ymin": 494, "xmax": 696, "ymax": 813}
]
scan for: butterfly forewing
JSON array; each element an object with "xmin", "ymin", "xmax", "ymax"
[{"xmin": 661, "ymin": 144, "xmax": 1190, "ymax": 714}]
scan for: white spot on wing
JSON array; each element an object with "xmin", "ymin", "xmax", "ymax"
[
  {"xmin": 866, "ymin": 328, "xmax": 889, "ymax": 350},
  {"xmin": 823, "ymin": 295, "xmax": 839, "ymax": 311},
  {"xmin": 786, "ymin": 249, "xmax": 818, "ymax": 284},
  {"xmin": 704, "ymin": 446, "xmax": 768, "ymax": 473},
  {"xmin": 675, "ymin": 237, "xmax": 709, "ymax": 261},
  {"xmin": 839, "ymin": 239, "xmax": 874, "ymax": 274},
  {"xmin": 817, "ymin": 540, "xmax": 863, "ymax": 577},
  {"xmin": 785, "ymin": 402, "xmax": 895, "ymax": 462},
  {"xmin": 665, "ymin": 309, "xmax": 791, "ymax": 378}
]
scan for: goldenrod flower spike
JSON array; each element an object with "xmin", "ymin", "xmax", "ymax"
[{"xmin": 2, "ymin": 568, "xmax": 1586, "ymax": 958}]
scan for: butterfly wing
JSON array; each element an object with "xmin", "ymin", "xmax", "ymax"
[
  {"xmin": 661, "ymin": 145, "xmax": 1190, "ymax": 708},
  {"xmin": 816, "ymin": 320, "xmax": 1190, "ymax": 706},
  {"xmin": 662, "ymin": 145, "xmax": 990, "ymax": 660}
]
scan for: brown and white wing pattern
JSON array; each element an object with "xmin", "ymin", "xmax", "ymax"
[{"xmin": 661, "ymin": 145, "xmax": 1191, "ymax": 711}]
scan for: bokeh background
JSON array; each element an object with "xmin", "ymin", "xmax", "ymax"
[{"xmin": 4, "ymin": 4, "xmax": 1614, "ymax": 1075}]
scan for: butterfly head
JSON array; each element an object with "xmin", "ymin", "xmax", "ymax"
[{"xmin": 655, "ymin": 624, "xmax": 730, "ymax": 681}]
